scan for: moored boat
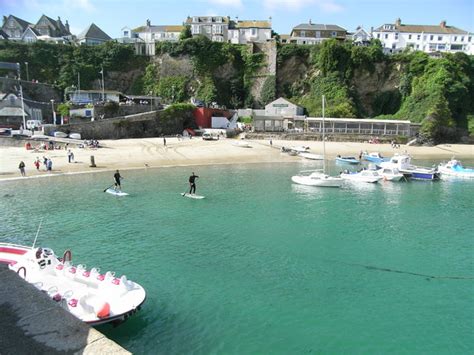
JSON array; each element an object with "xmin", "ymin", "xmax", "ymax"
[
  {"xmin": 340, "ymin": 169, "xmax": 382, "ymax": 183},
  {"xmin": 0, "ymin": 243, "xmax": 146, "ymax": 326},
  {"xmin": 380, "ymin": 155, "xmax": 439, "ymax": 180},
  {"xmin": 438, "ymin": 159, "xmax": 474, "ymax": 179},
  {"xmin": 377, "ymin": 167, "xmax": 404, "ymax": 181},
  {"xmin": 291, "ymin": 171, "xmax": 343, "ymax": 187},
  {"xmin": 336, "ymin": 156, "xmax": 360, "ymax": 164},
  {"xmin": 362, "ymin": 152, "xmax": 388, "ymax": 164},
  {"xmin": 298, "ymin": 152, "xmax": 324, "ymax": 160}
]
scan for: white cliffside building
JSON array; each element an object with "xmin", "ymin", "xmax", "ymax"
[
  {"xmin": 228, "ymin": 20, "xmax": 272, "ymax": 44},
  {"xmin": 118, "ymin": 20, "xmax": 183, "ymax": 56},
  {"xmin": 373, "ymin": 18, "xmax": 473, "ymax": 54}
]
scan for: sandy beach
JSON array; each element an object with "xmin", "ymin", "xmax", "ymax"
[{"xmin": 0, "ymin": 137, "xmax": 473, "ymax": 181}]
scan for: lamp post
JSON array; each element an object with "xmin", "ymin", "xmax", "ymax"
[
  {"xmin": 100, "ymin": 66, "xmax": 105, "ymax": 103},
  {"xmin": 24, "ymin": 62, "xmax": 29, "ymax": 82},
  {"xmin": 50, "ymin": 99, "xmax": 56, "ymax": 125}
]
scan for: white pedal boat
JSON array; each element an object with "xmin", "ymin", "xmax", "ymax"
[{"xmin": 0, "ymin": 243, "xmax": 146, "ymax": 326}]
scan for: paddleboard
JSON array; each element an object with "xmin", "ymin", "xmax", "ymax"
[
  {"xmin": 181, "ymin": 193, "xmax": 205, "ymax": 199},
  {"xmin": 106, "ymin": 188, "xmax": 129, "ymax": 196}
]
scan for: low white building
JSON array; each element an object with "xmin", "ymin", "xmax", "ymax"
[
  {"xmin": 373, "ymin": 18, "xmax": 473, "ymax": 54},
  {"xmin": 351, "ymin": 26, "xmax": 372, "ymax": 46},
  {"xmin": 228, "ymin": 20, "xmax": 272, "ymax": 44},
  {"xmin": 265, "ymin": 97, "xmax": 304, "ymax": 117}
]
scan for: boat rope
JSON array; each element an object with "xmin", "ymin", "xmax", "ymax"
[{"xmin": 344, "ymin": 262, "xmax": 474, "ymax": 280}]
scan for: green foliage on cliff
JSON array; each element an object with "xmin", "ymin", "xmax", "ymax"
[
  {"xmin": 0, "ymin": 41, "xmax": 147, "ymax": 90},
  {"xmin": 260, "ymin": 75, "xmax": 276, "ymax": 105},
  {"xmin": 160, "ymin": 103, "xmax": 195, "ymax": 124}
]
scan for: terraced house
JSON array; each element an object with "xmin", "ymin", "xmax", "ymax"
[
  {"xmin": 289, "ymin": 20, "xmax": 347, "ymax": 44},
  {"xmin": 185, "ymin": 16, "xmax": 230, "ymax": 42},
  {"xmin": 373, "ymin": 18, "xmax": 473, "ymax": 54}
]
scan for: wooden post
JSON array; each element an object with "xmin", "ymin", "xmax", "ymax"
[{"xmin": 90, "ymin": 155, "xmax": 96, "ymax": 167}]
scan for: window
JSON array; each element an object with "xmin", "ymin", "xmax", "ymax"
[
  {"xmin": 384, "ymin": 34, "xmax": 388, "ymax": 39},
  {"xmin": 332, "ymin": 31, "xmax": 337, "ymax": 37},
  {"xmin": 193, "ymin": 17, "xmax": 199, "ymax": 23},
  {"xmin": 316, "ymin": 31, "xmax": 320, "ymax": 38},
  {"xmin": 417, "ymin": 34, "xmax": 421, "ymax": 40},
  {"xmin": 416, "ymin": 44, "xmax": 419, "ymax": 49},
  {"xmin": 438, "ymin": 36, "xmax": 442, "ymax": 41},
  {"xmin": 191, "ymin": 25, "xmax": 199, "ymax": 34},
  {"xmin": 469, "ymin": 37, "xmax": 472, "ymax": 42},
  {"xmin": 377, "ymin": 33, "xmax": 380, "ymax": 39},
  {"xmin": 451, "ymin": 44, "xmax": 463, "ymax": 50},
  {"xmin": 438, "ymin": 44, "xmax": 446, "ymax": 50},
  {"xmin": 124, "ymin": 30, "xmax": 129, "ymax": 36},
  {"xmin": 429, "ymin": 43, "xmax": 436, "ymax": 51},
  {"xmin": 251, "ymin": 28, "xmax": 257, "ymax": 36},
  {"xmin": 300, "ymin": 30, "xmax": 305, "ymax": 37},
  {"xmin": 461, "ymin": 36, "xmax": 464, "ymax": 42},
  {"xmin": 408, "ymin": 34, "xmax": 412, "ymax": 40},
  {"xmin": 454, "ymin": 36, "xmax": 457, "ymax": 41},
  {"xmin": 423, "ymin": 35, "xmax": 427, "ymax": 40},
  {"xmin": 395, "ymin": 33, "xmax": 399, "ymax": 40}
]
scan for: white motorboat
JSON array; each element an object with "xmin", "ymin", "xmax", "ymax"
[
  {"xmin": 291, "ymin": 171, "xmax": 343, "ymax": 187},
  {"xmin": 298, "ymin": 152, "xmax": 324, "ymax": 160},
  {"xmin": 377, "ymin": 167, "xmax": 404, "ymax": 181},
  {"xmin": 0, "ymin": 243, "xmax": 146, "ymax": 326},
  {"xmin": 380, "ymin": 154, "xmax": 439, "ymax": 180},
  {"xmin": 69, "ymin": 133, "xmax": 81, "ymax": 140},
  {"xmin": 437, "ymin": 159, "xmax": 474, "ymax": 179},
  {"xmin": 53, "ymin": 131, "xmax": 68, "ymax": 138},
  {"xmin": 340, "ymin": 169, "xmax": 383, "ymax": 183},
  {"xmin": 362, "ymin": 152, "xmax": 388, "ymax": 164},
  {"xmin": 291, "ymin": 96, "xmax": 342, "ymax": 188}
]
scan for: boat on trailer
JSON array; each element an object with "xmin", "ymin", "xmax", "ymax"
[{"xmin": 0, "ymin": 243, "xmax": 146, "ymax": 326}]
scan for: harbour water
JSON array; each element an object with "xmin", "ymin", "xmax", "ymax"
[{"xmin": 1, "ymin": 160, "xmax": 473, "ymax": 353}]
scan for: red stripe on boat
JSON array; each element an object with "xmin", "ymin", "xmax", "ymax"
[
  {"xmin": 0, "ymin": 247, "xmax": 28, "ymax": 255},
  {"xmin": 0, "ymin": 258, "xmax": 18, "ymax": 265}
]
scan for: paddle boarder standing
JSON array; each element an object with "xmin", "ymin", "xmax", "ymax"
[
  {"xmin": 188, "ymin": 172, "xmax": 199, "ymax": 194},
  {"xmin": 114, "ymin": 170, "xmax": 122, "ymax": 191}
]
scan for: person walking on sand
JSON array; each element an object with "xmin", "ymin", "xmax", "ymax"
[
  {"xmin": 163, "ymin": 137, "xmax": 167, "ymax": 147},
  {"xmin": 188, "ymin": 172, "xmax": 199, "ymax": 194},
  {"xmin": 46, "ymin": 158, "xmax": 52, "ymax": 172},
  {"xmin": 67, "ymin": 149, "xmax": 74, "ymax": 163},
  {"xmin": 114, "ymin": 170, "xmax": 122, "ymax": 191},
  {"xmin": 34, "ymin": 157, "xmax": 40, "ymax": 170},
  {"xmin": 19, "ymin": 161, "xmax": 26, "ymax": 177}
]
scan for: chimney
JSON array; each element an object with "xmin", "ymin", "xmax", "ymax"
[
  {"xmin": 309, "ymin": 19, "xmax": 312, "ymax": 25},
  {"xmin": 146, "ymin": 19, "xmax": 151, "ymax": 27},
  {"xmin": 440, "ymin": 20, "xmax": 447, "ymax": 28},
  {"xmin": 3, "ymin": 16, "xmax": 7, "ymax": 26},
  {"xmin": 269, "ymin": 16, "xmax": 272, "ymax": 24},
  {"xmin": 395, "ymin": 18, "xmax": 401, "ymax": 27},
  {"xmin": 65, "ymin": 20, "xmax": 70, "ymax": 33}
]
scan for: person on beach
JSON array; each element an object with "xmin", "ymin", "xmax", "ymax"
[
  {"xmin": 114, "ymin": 170, "xmax": 122, "ymax": 191},
  {"xmin": 19, "ymin": 161, "xmax": 26, "ymax": 177},
  {"xmin": 67, "ymin": 149, "xmax": 74, "ymax": 163},
  {"xmin": 188, "ymin": 172, "xmax": 199, "ymax": 194},
  {"xmin": 34, "ymin": 157, "xmax": 40, "ymax": 170},
  {"xmin": 46, "ymin": 158, "xmax": 52, "ymax": 172},
  {"xmin": 163, "ymin": 137, "xmax": 167, "ymax": 147}
]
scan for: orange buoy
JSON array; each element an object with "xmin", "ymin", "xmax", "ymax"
[{"xmin": 96, "ymin": 302, "xmax": 110, "ymax": 319}]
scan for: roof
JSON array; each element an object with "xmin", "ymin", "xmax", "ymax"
[
  {"xmin": 235, "ymin": 20, "xmax": 271, "ymax": 29},
  {"xmin": 292, "ymin": 23, "xmax": 346, "ymax": 32},
  {"xmin": 0, "ymin": 29, "xmax": 9, "ymax": 39},
  {"xmin": 9, "ymin": 15, "xmax": 32, "ymax": 31},
  {"xmin": 165, "ymin": 25, "xmax": 184, "ymax": 32},
  {"xmin": 77, "ymin": 23, "xmax": 111, "ymax": 41},
  {"xmin": 185, "ymin": 16, "xmax": 230, "ymax": 24},
  {"xmin": 0, "ymin": 107, "xmax": 28, "ymax": 117},
  {"xmin": 304, "ymin": 117, "xmax": 411, "ymax": 124},
  {"xmin": 279, "ymin": 34, "xmax": 291, "ymax": 40},
  {"xmin": 374, "ymin": 23, "xmax": 469, "ymax": 34}
]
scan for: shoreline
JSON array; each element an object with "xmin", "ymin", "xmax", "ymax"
[{"xmin": 1, "ymin": 137, "xmax": 473, "ymax": 182}]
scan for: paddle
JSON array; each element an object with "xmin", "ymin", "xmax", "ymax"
[{"xmin": 103, "ymin": 177, "xmax": 124, "ymax": 192}]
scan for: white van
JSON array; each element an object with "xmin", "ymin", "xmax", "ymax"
[{"xmin": 26, "ymin": 120, "xmax": 42, "ymax": 130}]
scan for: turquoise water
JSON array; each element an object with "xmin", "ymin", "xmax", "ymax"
[{"xmin": 1, "ymin": 160, "xmax": 473, "ymax": 354}]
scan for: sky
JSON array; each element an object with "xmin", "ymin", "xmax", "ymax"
[{"xmin": 1, "ymin": 0, "xmax": 473, "ymax": 38}]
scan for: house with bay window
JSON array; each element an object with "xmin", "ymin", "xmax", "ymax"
[
  {"xmin": 185, "ymin": 16, "xmax": 229, "ymax": 42},
  {"xmin": 289, "ymin": 20, "xmax": 347, "ymax": 45},
  {"xmin": 373, "ymin": 18, "xmax": 473, "ymax": 54}
]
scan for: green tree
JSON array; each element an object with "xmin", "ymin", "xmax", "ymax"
[
  {"xmin": 180, "ymin": 25, "xmax": 192, "ymax": 40},
  {"xmin": 196, "ymin": 76, "xmax": 217, "ymax": 103},
  {"xmin": 260, "ymin": 75, "xmax": 276, "ymax": 105}
]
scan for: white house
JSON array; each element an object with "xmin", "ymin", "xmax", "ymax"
[
  {"xmin": 351, "ymin": 26, "xmax": 372, "ymax": 45},
  {"xmin": 185, "ymin": 16, "xmax": 230, "ymax": 42},
  {"xmin": 228, "ymin": 20, "xmax": 272, "ymax": 44},
  {"xmin": 265, "ymin": 97, "xmax": 304, "ymax": 116},
  {"xmin": 120, "ymin": 20, "xmax": 183, "ymax": 55},
  {"xmin": 373, "ymin": 18, "xmax": 473, "ymax": 54},
  {"xmin": 289, "ymin": 21, "xmax": 347, "ymax": 45}
]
